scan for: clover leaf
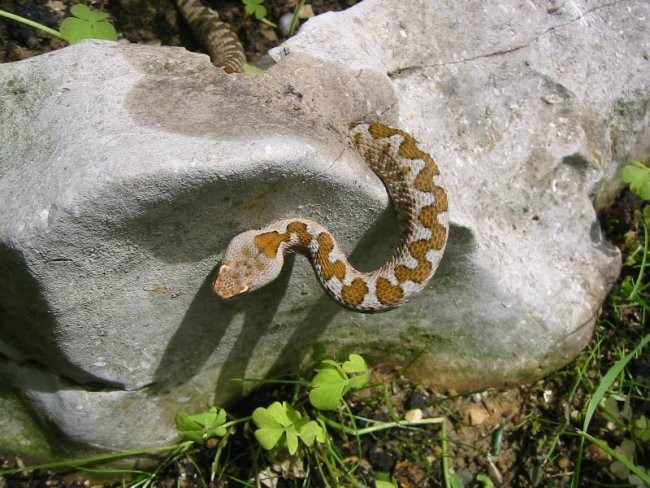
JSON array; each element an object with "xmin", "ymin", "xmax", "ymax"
[
  {"xmin": 309, "ymin": 364, "xmax": 348, "ymax": 410},
  {"xmin": 252, "ymin": 401, "xmax": 325, "ymax": 454},
  {"xmin": 309, "ymin": 354, "xmax": 369, "ymax": 410},
  {"xmin": 634, "ymin": 415, "xmax": 650, "ymax": 442},
  {"xmin": 242, "ymin": 0, "xmax": 268, "ymax": 20},
  {"xmin": 175, "ymin": 406, "xmax": 228, "ymax": 443},
  {"xmin": 621, "ymin": 161, "xmax": 650, "ymax": 201},
  {"xmin": 59, "ymin": 4, "xmax": 117, "ymax": 44},
  {"xmin": 342, "ymin": 353, "xmax": 369, "ymax": 389}
]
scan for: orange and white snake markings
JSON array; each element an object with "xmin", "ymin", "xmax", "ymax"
[
  {"xmin": 214, "ymin": 122, "xmax": 449, "ymax": 312},
  {"xmin": 175, "ymin": 0, "xmax": 246, "ymax": 73}
]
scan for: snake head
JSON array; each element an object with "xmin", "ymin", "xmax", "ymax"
[
  {"xmin": 213, "ymin": 229, "xmax": 285, "ymax": 300},
  {"xmin": 213, "ymin": 263, "xmax": 250, "ymax": 299}
]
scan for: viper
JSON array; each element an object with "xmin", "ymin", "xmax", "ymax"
[{"xmin": 175, "ymin": 0, "xmax": 449, "ymax": 312}]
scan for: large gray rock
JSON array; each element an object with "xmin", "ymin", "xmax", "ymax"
[{"xmin": 0, "ymin": 0, "xmax": 646, "ymax": 453}]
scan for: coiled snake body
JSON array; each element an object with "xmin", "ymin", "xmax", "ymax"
[
  {"xmin": 214, "ymin": 123, "xmax": 449, "ymax": 312},
  {"xmin": 176, "ymin": 0, "xmax": 246, "ymax": 73},
  {"xmin": 176, "ymin": 1, "xmax": 449, "ymax": 311}
]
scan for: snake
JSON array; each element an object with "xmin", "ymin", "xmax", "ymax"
[
  {"xmin": 175, "ymin": 0, "xmax": 246, "ymax": 73},
  {"xmin": 214, "ymin": 122, "xmax": 449, "ymax": 312},
  {"xmin": 175, "ymin": 1, "xmax": 449, "ymax": 312}
]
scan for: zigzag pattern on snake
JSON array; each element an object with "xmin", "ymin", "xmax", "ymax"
[
  {"xmin": 214, "ymin": 122, "xmax": 449, "ymax": 312},
  {"xmin": 175, "ymin": 1, "xmax": 449, "ymax": 311}
]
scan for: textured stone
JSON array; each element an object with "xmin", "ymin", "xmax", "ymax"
[{"xmin": 0, "ymin": 0, "xmax": 647, "ymax": 454}]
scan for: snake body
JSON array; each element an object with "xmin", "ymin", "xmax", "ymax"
[
  {"xmin": 214, "ymin": 122, "xmax": 449, "ymax": 312},
  {"xmin": 175, "ymin": 0, "xmax": 246, "ymax": 73},
  {"xmin": 174, "ymin": 2, "xmax": 449, "ymax": 311}
]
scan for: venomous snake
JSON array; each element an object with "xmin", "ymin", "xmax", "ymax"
[{"xmin": 176, "ymin": 0, "xmax": 449, "ymax": 312}]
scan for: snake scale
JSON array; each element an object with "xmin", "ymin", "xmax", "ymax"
[{"xmin": 176, "ymin": 0, "xmax": 449, "ymax": 312}]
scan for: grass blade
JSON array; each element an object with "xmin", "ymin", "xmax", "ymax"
[
  {"xmin": 583, "ymin": 334, "xmax": 649, "ymax": 431},
  {"xmin": 577, "ymin": 430, "xmax": 650, "ymax": 485},
  {"xmin": 571, "ymin": 334, "xmax": 650, "ymax": 487}
]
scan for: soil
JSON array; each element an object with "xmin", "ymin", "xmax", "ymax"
[
  {"xmin": 0, "ymin": 1, "xmax": 648, "ymax": 487},
  {"xmin": 0, "ymin": 0, "xmax": 359, "ymax": 64}
]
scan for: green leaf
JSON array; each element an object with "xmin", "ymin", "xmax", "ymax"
[
  {"xmin": 59, "ymin": 4, "xmax": 117, "ymax": 43},
  {"xmin": 476, "ymin": 473, "xmax": 495, "ymax": 487},
  {"xmin": 342, "ymin": 353, "xmax": 369, "ymax": 389},
  {"xmin": 579, "ymin": 431, "xmax": 650, "ymax": 485},
  {"xmin": 342, "ymin": 353, "xmax": 366, "ymax": 373},
  {"xmin": 252, "ymin": 403, "xmax": 286, "ymax": 450},
  {"xmin": 268, "ymin": 400, "xmax": 293, "ymax": 427},
  {"xmin": 253, "ymin": 402, "xmax": 286, "ymax": 429},
  {"xmin": 175, "ymin": 413, "xmax": 205, "ymax": 443},
  {"xmin": 252, "ymin": 402, "xmax": 320, "ymax": 454},
  {"xmin": 583, "ymin": 334, "xmax": 650, "ymax": 432},
  {"xmin": 70, "ymin": 4, "xmax": 110, "ymax": 22},
  {"xmin": 375, "ymin": 481, "xmax": 397, "ymax": 488},
  {"xmin": 175, "ymin": 406, "xmax": 227, "ymax": 443},
  {"xmin": 296, "ymin": 419, "xmax": 326, "ymax": 447},
  {"xmin": 253, "ymin": 422, "xmax": 284, "ymax": 450},
  {"xmin": 448, "ymin": 471, "xmax": 465, "ymax": 488},
  {"xmin": 621, "ymin": 162, "xmax": 650, "ymax": 201},
  {"xmin": 309, "ymin": 355, "xmax": 369, "ymax": 409},
  {"xmin": 309, "ymin": 366, "xmax": 347, "ymax": 410},
  {"xmin": 254, "ymin": 6, "xmax": 268, "ymax": 20},
  {"xmin": 252, "ymin": 402, "xmax": 296, "ymax": 451},
  {"xmin": 374, "ymin": 471, "xmax": 396, "ymax": 487},
  {"xmin": 634, "ymin": 415, "xmax": 650, "ymax": 442},
  {"xmin": 285, "ymin": 428, "xmax": 299, "ymax": 455},
  {"xmin": 242, "ymin": 0, "xmax": 267, "ymax": 20}
]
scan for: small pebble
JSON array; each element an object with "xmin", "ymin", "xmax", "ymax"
[
  {"xmin": 297, "ymin": 4, "xmax": 315, "ymax": 19},
  {"xmin": 586, "ymin": 443, "xmax": 612, "ymax": 463},
  {"xmin": 279, "ymin": 5, "xmax": 314, "ymax": 36},
  {"xmin": 278, "ymin": 13, "xmax": 294, "ymax": 36},
  {"xmin": 467, "ymin": 405, "xmax": 489, "ymax": 425},
  {"xmin": 405, "ymin": 408, "xmax": 423, "ymax": 421}
]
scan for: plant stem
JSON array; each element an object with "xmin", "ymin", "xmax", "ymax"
[
  {"xmin": 0, "ymin": 10, "xmax": 68, "ymax": 42},
  {"xmin": 441, "ymin": 421, "xmax": 452, "ymax": 488},
  {"xmin": 628, "ymin": 224, "xmax": 648, "ymax": 301},
  {"xmin": 0, "ymin": 441, "xmax": 193, "ymax": 476},
  {"xmin": 577, "ymin": 430, "xmax": 650, "ymax": 485},
  {"xmin": 321, "ymin": 414, "xmax": 444, "ymax": 436},
  {"xmin": 288, "ymin": 0, "xmax": 306, "ymax": 35},
  {"xmin": 259, "ymin": 17, "xmax": 277, "ymax": 29}
]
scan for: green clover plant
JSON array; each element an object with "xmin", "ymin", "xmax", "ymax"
[
  {"xmin": 621, "ymin": 161, "xmax": 650, "ymax": 201},
  {"xmin": 0, "ymin": 4, "xmax": 117, "ymax": 44},
  {"xmin": 1, "ymin": 353, "xmax": 451, "ymax": 486},
  {"xmin": 175, "ymin": 406, "xmax": 228, "ymax": 443},
  {"xmin": 242, "ymin": 0, "xmax": 268, "ymax": 21},
  {"xmin": 252, "ymin": 401, "xmax": 326, "ymax": 454},
  {"xmin": 59, "ymin": 4, "xmax": 117, "ymax": 43},
  {"xmin": 309, "ymin": 353, "xmax": 369, "ymax": 410}
]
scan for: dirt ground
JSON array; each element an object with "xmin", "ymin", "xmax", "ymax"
[
  {"xmin": 0, "ymin": 0, "xmax": 359, "ymax": 64},
  {"xmin": 0, "ymin": 1, "xmax": 648, "ymax": 487}
]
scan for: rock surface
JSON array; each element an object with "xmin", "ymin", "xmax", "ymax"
[{"xmin": 0, "ymin": 0, "xmax": 647, "ymax": 453}]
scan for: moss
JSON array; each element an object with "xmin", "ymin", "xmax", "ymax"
[{"xmin": 0, "ymin": 381, "xmax": 52, "ymax": 461}]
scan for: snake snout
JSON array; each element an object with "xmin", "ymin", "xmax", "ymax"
[{"xmin": 213, "ymin": 264, "xmax": 250, "ymax": 299}]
